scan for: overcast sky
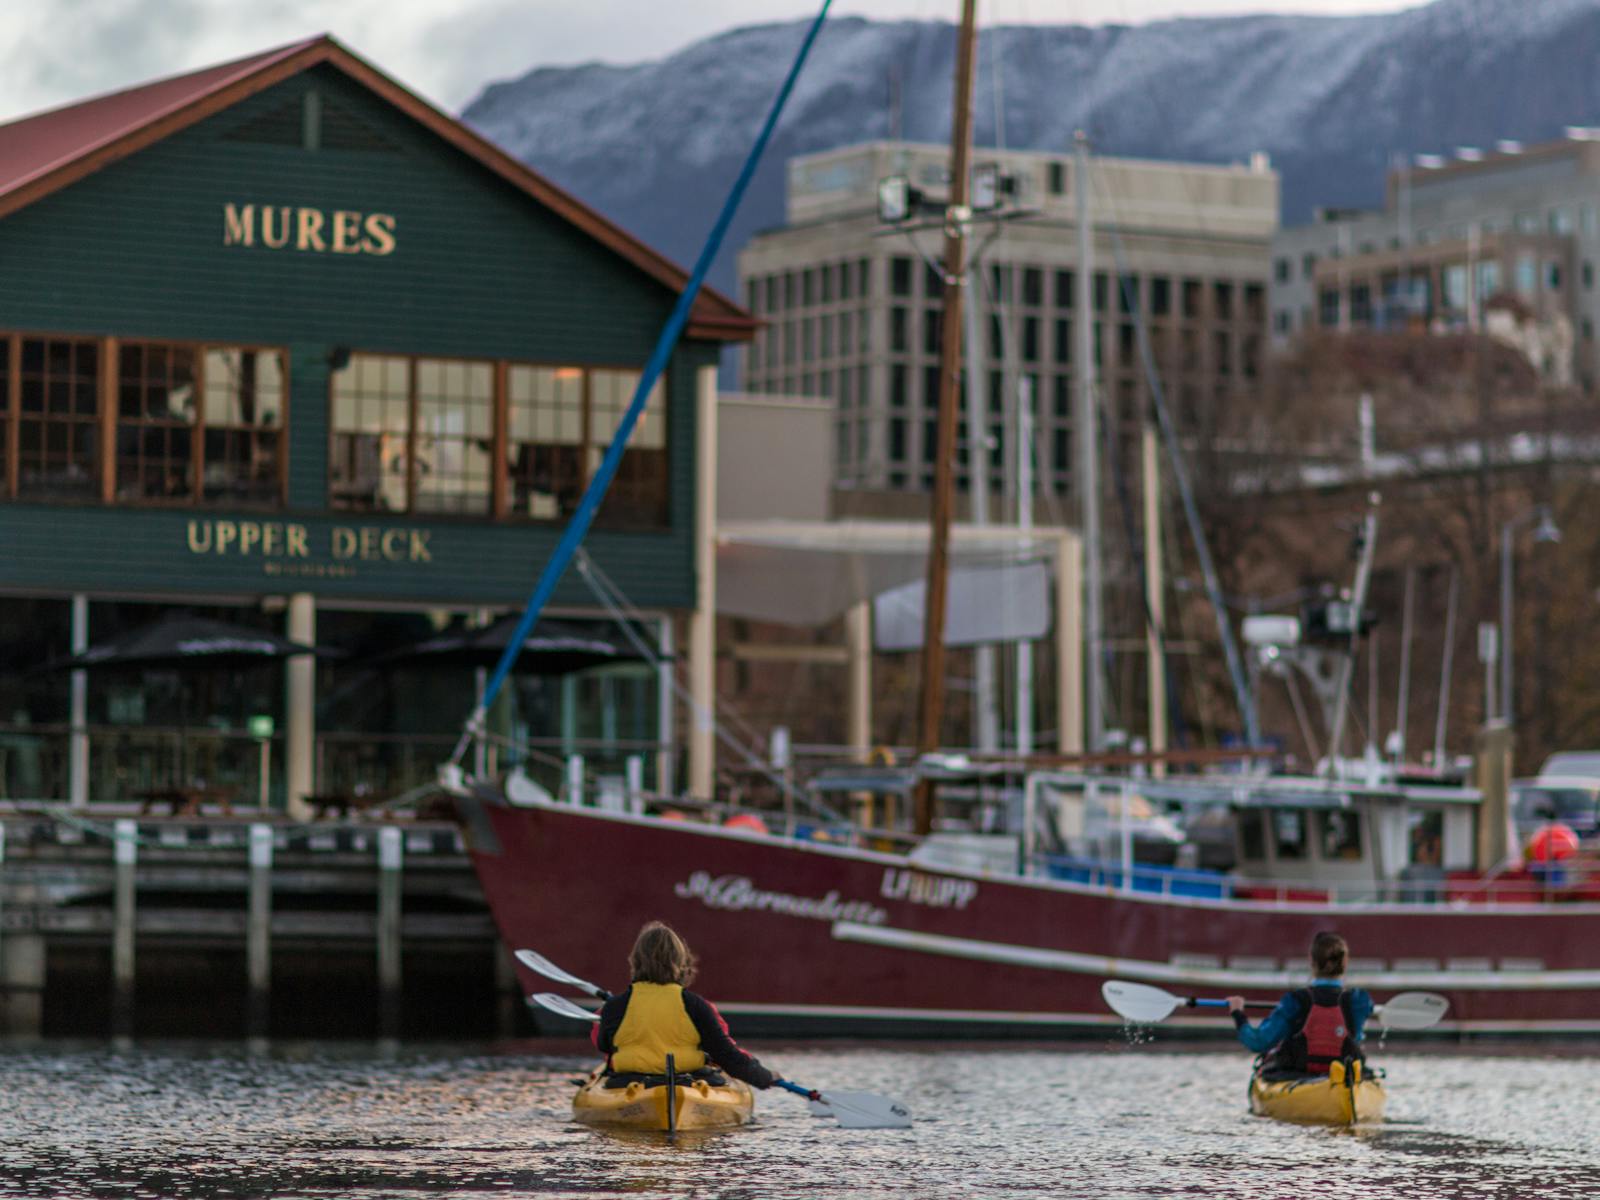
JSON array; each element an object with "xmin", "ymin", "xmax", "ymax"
[{"xmin": 1, "ymin": 0, "xmax": 1418, "ymax": 123}]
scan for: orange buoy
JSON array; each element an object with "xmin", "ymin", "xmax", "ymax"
[
  {"xmin": 722, "ymin": 813, "xmax": 769, "ymax": 835},
  {"xmin": 1526, "ymin": 822, "xmax": 1580, "ymax": 862},
  {"xmin": 658, "ymin": 809, "xmax": 689, "ymax": 822}
]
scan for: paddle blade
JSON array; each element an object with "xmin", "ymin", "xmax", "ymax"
[
  {"xmin": 530, "ymin": 992, "xmax": 599, "ymax": 1023},
  {"xmin": 817, "ymin": 1090, "xmax": 913, "ymax": 1130},
  {"xmin": 1374, "ymin": 991, "xmax": 1450, "ymax": 1031},
  {"xmin": 515, "ymin": 948, "xmax": 607, "ymax": 998},
  {"xmin": 1102, "ymin": 979, "xmax": 1181, "ymax": 1024}
]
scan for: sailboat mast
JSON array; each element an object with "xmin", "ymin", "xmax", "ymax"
[
  {"xmin": 1075, "ymin": 131, "xmax": 1103, "ymax": 751},
  {"xmin": 914, "ymin": 0, "xmax": 980, "ymax": 835}
]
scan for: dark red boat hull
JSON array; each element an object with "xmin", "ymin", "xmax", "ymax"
[{"xmin": 463, "ymin": 798, "xmax": 1600, "ymax": 1036}]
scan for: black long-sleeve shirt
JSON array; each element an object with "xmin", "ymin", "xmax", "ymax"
[{"xmin": 592, "ymin": 985, "xmax": 776, "ymax": 1089}]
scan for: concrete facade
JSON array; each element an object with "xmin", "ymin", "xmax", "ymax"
[{"xmin": 737, "ymin": 141, "xmax": 1279, "ymax": 502}]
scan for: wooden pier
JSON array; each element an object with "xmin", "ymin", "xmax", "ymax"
[{"xmin": 0, "ymin": 809, "xmax": 524, "ymax": 1038}]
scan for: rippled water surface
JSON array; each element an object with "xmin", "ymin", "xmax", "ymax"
[{"xmin": 1, "ymin": 1039, "xmax": 1597, "ymax": 1198}]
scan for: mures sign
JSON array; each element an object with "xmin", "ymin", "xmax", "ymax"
[{"xmin": 222, "ymin": 202, "xmax": 396, "ymax": 255}]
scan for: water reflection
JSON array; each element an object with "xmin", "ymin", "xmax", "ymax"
[{"xmin": 0, "ymin": 1041, "xmax": 1595, "ymax": 1199}]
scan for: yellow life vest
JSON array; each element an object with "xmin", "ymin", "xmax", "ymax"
[{"xmin": 612, "ymin": 982, "xmax": 707, "ymax": 1073}]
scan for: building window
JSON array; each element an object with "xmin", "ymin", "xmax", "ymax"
[
  {"xmin": 1022, "ymin": 268, "xmax": 1043, "ymax": 307},
  {"xmin": 837, "ymin": 262, "xmax": 852, "ymax": 301},
  {"xmin": 1550, "ymin": 208, "xmax": 1574, "ymax": 235},
  {"xmin": 1318, "ymin": 288, "xmax": 1341, "ymax": 326},
  {"xmin": 890, "ymin": 307, "xmax": 909, "ymax": 353},
  {"xmin": 989, "ymin": 263, "xmax": 1011, "ymax": 303},
  {"xmin": 331, "ymin": 354, "xmax": 413, "ymax": 512},
  {"xmin": 1054, "ymin": 270, "xmax": 1075, "ymax": 308},
  {"xmin": 1022, "ymin": 316, "xmax": 1040, "ymax": 363},
  {"xmin": 413, "ymin": 359, "xmax": 493, "ymax": 515},
  {"xmin": 588, "ymin": 368, "xmax": 668, "ymax": 527},
  {"xmin": 820, "ymin": 266, "xmax": 833, "ymax": 304},
  {"xmin": 1274, "ymin": 257, "xmax": 1290, "ymax": 283},
  {"xmin": 507, "ymin": 365, "xmax": 584, "ymax": 520},
  {"xmin": 1274, "ymin": 310, "xmax": 1291, "ymax": 334},
  {"xmin": 1443, "ymin": 265, "xmax": 1467, "ymax": 311},
  {"xmin": 923, "ymin": 308, "xmax": 942, "ymax": 356},
  {"xmin": 1182, "ymin": 279, "xmax": 1203, "ymax": 319},
  {"xmin": 1047, "ymin": 161, "xmax": 1066, "ymax": 195},
  {"xmin": 891, "ymin": 257, "xmax": 913, "ymax": 297},
  {"xmin": 1118, "ymin": 275, "xmax": 1140, "ymax": 316},
  {"xmin": 1213, "ymin": 281, "xmax": 1234, "ymax": 320},
  {"xmin": 1054, "ymin": 319, "xmax": 1072, "ymax": 364},
  {"xmin": 1585, "ymin": 261, "xmax": 1595, "ymax": 290},
  {"xmin": 1351, "ymin": 284, "xmax": 1372, "ymax": 325},
  {"xmin": 783, "ymin": 272, "xmax": 797, "ymax": 308},
  {"xmin": 1053, "ymin": 428, "xmax": 1069, "ymax": 471},
  {"xmin": 201, "ymin": 348, "xmax": 285, "ymax": 505},
  {"xmin": 890, "ymin": 363, "xmax": 908, "ymax": 408},
  {"xmin": 857, "ymin": 259, "xmax": 871, "ymax": 298},
  {"xmin": 838, "ymin": 311, "xmax": 852, "ymax": 355},
  {"xmin": 1546, "ymin": 261, "xmax": 1563, "ymax": 291},
  {"xmin": 1476, "ymin": 260, "xmax": 1501, "ymax": 300},
  {"xmin": 802, "ymin": 269, "xmax": 817, "ymax": 307},
  {"xmin": 1515, "ymin": 254, "xmax": 1537, "ymax": 296},
  {"xmin": 115, "ymin": 343, "xmax": 198, "ymax": 502},
  {"xmin": 1053, "ymin": 374, "xmax": 1070, "ymax": 417},
  {"xmin": 14, "ymin": 336, "xmax": 100, "ymax": 501},
  {"xmin": 1150, "ymin": 277, "xmax": 1171, "ymax": 317},
  {"xmin": 1093, "ymin": 273, "xmax": 1108, "ymax": 312},
  {"xmin": 923, "ymin": 366, "xmax": 942, "ymax": 410},
  {"xmin": 889, "ymin": 418, "xmax": 907, "ymax": 461}
]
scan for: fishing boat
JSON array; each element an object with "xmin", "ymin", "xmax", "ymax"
[
  {"xmin": 1248, "ymin": 1062, "xmax": 1386, "ymax": 1126},
  {"xmin": 458, "ymin": 773, "xmax": 1600, "ymax": 1037},
  {"xmin": 571, "ymin": 1065, "xmax": 754, "ymax": 1132}
]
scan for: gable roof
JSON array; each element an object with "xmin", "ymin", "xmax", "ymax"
[{"xmin": 0, "ymin": 35, "xmax": 754, "ymax": 342}]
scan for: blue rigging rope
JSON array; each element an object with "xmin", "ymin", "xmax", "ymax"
[{"xmin": 451, "ymin": 0, "xmax": 835, "ymax": 766}]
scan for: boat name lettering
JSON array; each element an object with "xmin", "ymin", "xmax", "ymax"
[
  {"xmin": 673, "ymin": 872, "xmax": 887, "ymax": 925},
  {"xmin": 879, "ymin": 868, "xmax": 979, "ymax": 910}
]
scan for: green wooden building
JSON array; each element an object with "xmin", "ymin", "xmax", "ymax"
[{"xmin": 0, "ymin": 36, "xmax": 752, "ymax": 810}]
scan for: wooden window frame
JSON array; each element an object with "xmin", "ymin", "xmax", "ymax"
[
  {"xmin": 112, "ymin": 337, "xmax": 291, "ymax": 508},
  {"xmin": 330, "ymin": 349, "xmax": 670, "ymax": 528}
]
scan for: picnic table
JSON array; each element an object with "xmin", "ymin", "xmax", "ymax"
[{"xmin": 135, "ymin": 785, "xmax": 238, "ymax": 817}]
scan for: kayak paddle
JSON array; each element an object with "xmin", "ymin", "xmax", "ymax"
[
  {"xmin": 532, "ymin": 991, "xmax": 601, "ymax": 1023},
  {"xmin": 516, "ymin": 948, "xmax": 610, "ymax": 999},
  {"xmin": 522, "ymin": 950, "xmax": 914, "ymax": 1129},
  {"xmin": 1101, "ymin": 979, "xmax": 1449, "ymax": 1029}
]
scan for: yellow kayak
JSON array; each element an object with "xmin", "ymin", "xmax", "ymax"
[
  {"xmin": 572, "ymin": 1067, "xmax": 754, "ymax": 1131},
  {"xmin": 1248, "ymin": 1060, "xmax": 1386, "ymax": 1126}
]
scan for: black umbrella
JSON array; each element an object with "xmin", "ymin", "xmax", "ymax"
[
  {"xmin": 52, "ymin": 614, "xmax": 332, "ymax": 671},
  {"xmin": 370, "ymin": 616, "xmax": 646, "ymax": 676}
]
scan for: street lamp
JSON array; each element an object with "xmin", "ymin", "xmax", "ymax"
[{"xmin": 1500, "ymin": 503, "xmax": 1560, "ymax": 725}]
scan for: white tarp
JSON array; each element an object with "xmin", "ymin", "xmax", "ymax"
[
  {"xmin": 716, "ymin": 520, "xmax": 1060, "ymax": 629},
  {"xmin": 872, "ymin": 561, "xmax": 1052, "ymax": 650}
]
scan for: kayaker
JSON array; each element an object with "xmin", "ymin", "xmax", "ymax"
[
  {"xmin": 1225, "ymin": 931, "xmax": 1374, "ymax": 1075},
  {"xmin": 592, "ymin": 921, "xmax": 782, "ymax": 1091}
]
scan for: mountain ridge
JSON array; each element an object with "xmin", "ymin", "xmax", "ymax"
[{"xmin": 462, "ymin": 0, "xmax": 1600, "ymax": 294}]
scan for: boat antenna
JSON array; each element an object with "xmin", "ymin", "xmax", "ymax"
[
  {"xmin": 446, "ymin": 0, "xmax": 836, "ymax": 771},
  {"xmin": 913, "ymin": 0, "xmax": 981, "ymax": 834}
]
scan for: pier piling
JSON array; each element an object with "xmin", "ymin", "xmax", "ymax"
[
  {"xmin": 377, "ymin": 826, "xmax": 403, "ymax": 1035},
  {"xmin": 247, "ymin": 823, "xmax": 273, "ymax": 1035},
  {"xmin": 112, "ymin": 818, "xmax": 137, "ymax": 1035}
]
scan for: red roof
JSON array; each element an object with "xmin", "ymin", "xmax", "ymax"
[{"xmin": 0, "ymin": 35, "xmax": 753, "ymax": 342}]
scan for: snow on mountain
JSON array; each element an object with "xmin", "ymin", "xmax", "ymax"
[{"xmin": 462, "ymin": 0, "xmax": 1600, "ymax": 294}]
